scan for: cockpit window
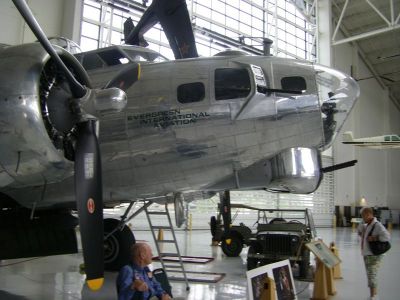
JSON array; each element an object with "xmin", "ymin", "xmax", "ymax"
[
  {"xmin": 281, "ymin": 76, "xmax": 307, "ymax": 92},
  {"xmin": 215, "ymin": 68, "xmax": 251, "ymax": 100},
  {"xmin": 97, "ymin": 49, "xmax": 127, "ymax": 66},
  {"xmin": 178, "ymin": 82, "xmax": 205, "ymax": 103},
  {"xmin": 76, "ymin": 48, "xmax": 168, "ymax": 71},
  {"xmin": 77, "ymin": 49, "xmax": 127, "ymax": 70}
]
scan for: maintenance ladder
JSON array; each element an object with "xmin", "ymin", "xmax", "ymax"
[{"xmin": 144, "ymin": 202, "xmax": 190, "ymax": 291}]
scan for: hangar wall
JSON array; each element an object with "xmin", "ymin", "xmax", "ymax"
[
  {"xmin": 0, "ymin": 0, "xmax": 81, "ymax": 45},
  {"xmin": 332, "ymin": 41, "xmax": 400, "ymax": 209}
]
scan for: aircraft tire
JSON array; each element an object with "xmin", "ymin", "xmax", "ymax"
[
  {"xmin": 221, "ymin": 232, "xmax": 243, "ymax": 257},
  {"xmin": 104, "ymin": 218, "xmax": 135, "ymax": 271}
]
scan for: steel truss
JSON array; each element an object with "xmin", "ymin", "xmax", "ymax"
[{"xmin": 332, "ymin": 0, "xmax": 400, "ymax": 46}]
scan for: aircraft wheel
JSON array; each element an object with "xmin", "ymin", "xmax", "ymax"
[
  {"xmin": 221, "ymin": 232, "xmax": 243, "ymax": 257},
  {"xmin": 104, "ymin": 218, "xmax": 135, "ymax": 271}
]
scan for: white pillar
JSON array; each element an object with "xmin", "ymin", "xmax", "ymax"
[
  {"xmin": 316, "ymin": 0, "xmax": 332, "ymax": 66},
  {"xmin": 318, "ymin": 1, "xmax": 333, "ymax": 156},
  {"xmin": 62, "ymin": 0, "xmax": 83, "ymax": 43}
]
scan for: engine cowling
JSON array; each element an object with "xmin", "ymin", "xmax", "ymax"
[{"xmin": 0, "ymin": 43, "xmax": 90, "ymax": 188}]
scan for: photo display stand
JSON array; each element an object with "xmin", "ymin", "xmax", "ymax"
[{"xmin": 247, "ymin": 259, "xmax": 297, "ymax": 300}]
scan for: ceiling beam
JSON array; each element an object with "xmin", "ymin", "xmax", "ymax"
[
  {"xmin": 332, "ymin": 24, "xmax": 400, "ymax": 45},
  {"xmin": 331, "ymin": 12, "xmax": 400, "ymax": 110},
  {"xmin": 332, "ymin": 0, "xmax": 400, "ymax": 46},
  {"xmin": 366, "ymin": 0, "xmax": 391, "ymax": 26}
]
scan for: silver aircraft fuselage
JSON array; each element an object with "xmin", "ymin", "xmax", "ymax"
[{"xmin": 0, "ymin": 44, "xmax": 359, "ymax": 208}]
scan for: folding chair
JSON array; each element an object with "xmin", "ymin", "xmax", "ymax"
[{"xmin": 153, "ymin": 268, "xmax": 173, "ymax": 298}]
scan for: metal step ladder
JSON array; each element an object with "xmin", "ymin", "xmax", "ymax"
[{"xmin": 144, "ymin": 202, "xmax": 190, "ymax": 291}]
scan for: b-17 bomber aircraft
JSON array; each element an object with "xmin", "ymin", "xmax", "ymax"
[
  {"xmin": 343, "ymin": 132, "xmax": 400, "ymax": 149},
  {"xmin": 0, "ymin": 0, "xmax": 359, "ymax": 291}
]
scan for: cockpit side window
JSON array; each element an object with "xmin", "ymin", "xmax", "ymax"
[
  {"xmin": 215, "ymin": 68, "xmax": 251, "ymax": 100},
  {"xmin": 177, "ymin": 82, "xmax": 205, "ymax": 103},
  {"xmin": 281, "ymin": 76, "xmax": 307, "ymax": 92}
]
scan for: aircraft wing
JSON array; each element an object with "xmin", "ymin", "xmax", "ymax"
[
  {"xmin": 124, "ymin": 0, "xmax": 198, "ymax": 59},
  {"xmin": 342, "ymin": 131, "xmax": 400, "ymax": 149}
]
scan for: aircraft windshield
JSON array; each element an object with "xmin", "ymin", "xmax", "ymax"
[
  {"xmin": 75, "ymin": 47, "xmax": 168, "ymax": 71},
  {"xmin": 315, "ymin": 64, "xmax": 360, "ymax": 150}
]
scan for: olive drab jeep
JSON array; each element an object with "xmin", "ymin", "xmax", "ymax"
[
  {"xmin": 210, "ymin": 205, "xmax": 316, "ymax": 279},
  {"xmin": 247, "ymin": 209, "xmax": 316, "ymax": 279}
]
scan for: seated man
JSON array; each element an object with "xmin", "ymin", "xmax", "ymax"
[{"xmin": 117, "ymin": 243, "xmax": 172, "ymax": 300}]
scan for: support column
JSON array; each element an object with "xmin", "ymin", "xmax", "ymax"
[
  {"xmin": 317, "ymin": 0, "xmax": 332, "ymax": 66},
  {"xmin": 318, "ymin": 0, "xmax": 333, "ymax": 160},
  {"xmin": 62, "ymin": 0, "xmax": 83, "ymax": 43}
]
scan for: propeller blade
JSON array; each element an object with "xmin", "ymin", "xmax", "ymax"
[
  {"xmin": 12, "ymin": 0, "xmax": 87, "ymax": 98},
  {"xmin": 104, "ymin": 63, "xmax": 141, "ymax": 91},
  {"xmin": 74, "ymin": 120, "xmax": 104, "ymax": 291}
]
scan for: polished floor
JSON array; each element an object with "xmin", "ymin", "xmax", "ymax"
[{"xmin": 0, "ymin": 227, "xmax": 399, "ymax": 300}]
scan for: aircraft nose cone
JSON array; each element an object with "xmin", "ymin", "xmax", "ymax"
[{"xmin": 315, "ymin": 64, "xmax": 360, "ymax": 149}]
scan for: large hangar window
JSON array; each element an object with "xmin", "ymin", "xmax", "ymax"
[
  {"xmin": 215, "ymin": 68, "xmax": 251, "ymax": 100},
  {"xmin": 80, "ymin": 0, "xmax": 316, "ymax": 61}
]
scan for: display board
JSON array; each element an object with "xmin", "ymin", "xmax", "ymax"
[{"xmin": 306, "ymin": 240, "xmax": 341, "ymax": 268}]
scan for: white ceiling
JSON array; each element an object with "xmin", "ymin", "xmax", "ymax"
[{"xmin": 332, "ymin": 0, "xmax": 400, "ymax": 107}]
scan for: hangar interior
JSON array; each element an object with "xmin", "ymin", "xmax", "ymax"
[{"xmin": 0, "ymin": 0, "xmax": 399, "ymax": 299}]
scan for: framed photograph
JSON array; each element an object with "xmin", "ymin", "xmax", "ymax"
[
  {"xmin": 306, "ymin": 240, "xmax": 341, "ymax": 268},
  {"xmin": 247, "ymin": 259, "xmax": 297, "ymax": 300}
]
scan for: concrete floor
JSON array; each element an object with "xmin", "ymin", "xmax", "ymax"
[{"xmin": 0, "ymin": 227, "xmax": 399, "ymax": 300}]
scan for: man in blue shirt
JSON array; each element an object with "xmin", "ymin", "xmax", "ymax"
[{"xmin": 117, "ymin": 243, "xmax": 172, "ymax": 300}]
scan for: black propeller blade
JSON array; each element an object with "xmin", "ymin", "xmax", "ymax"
[
  {"xmin": 12, "ymin": 0, "xmax": 106, "ymax": 290},
  {"xmin": 75, "ymin": 120, "xmax": 104, "ymax": 289}
]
